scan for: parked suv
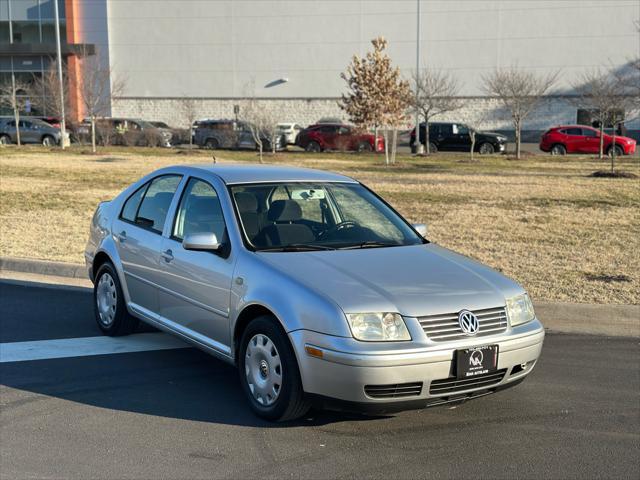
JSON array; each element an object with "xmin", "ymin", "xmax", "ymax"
[
  {"xmin": 0, "ymin": 117, "xmax": 62, "ymax": 146},
  {"xmin": 410, "ymin": 122, "xmax": 507, "ymax": 154},
  {"xmin": 539, "ymin": 125, "xmax": 636, "ymax": 156},
  {"xmin": 296, "ymin": 123, "xmax": 384, "ymax": 152},
  {"xmin": 193, "ymin": 119, "xmax": 285, "ymax": 151}
]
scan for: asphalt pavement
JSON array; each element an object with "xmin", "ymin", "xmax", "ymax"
[{"xmin": 1, "ymin": 280, "xmax": 638, "ymax": 479}]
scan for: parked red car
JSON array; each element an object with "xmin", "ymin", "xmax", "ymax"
[
  {"xmin": 539, "ymin": 125, "xmax": 636, "ymax": 156},
  {"xmin": 296, "ymin": 123, "xmax": 384, "ymax": 152}
]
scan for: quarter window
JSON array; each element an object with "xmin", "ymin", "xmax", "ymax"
[
  {"xmin": 173, "ymin": 178, "xmax": 227, "ymax": 242},
  {"xmin": 134, "ymin": 175, "xmax": 182, "ymax": 232},
  {"xmin": 121, "ymin": 183, "xmax": 149, "ymax": 223}
]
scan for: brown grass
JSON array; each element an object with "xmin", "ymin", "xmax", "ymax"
[{"xmin": 1, "ymin": 146, "xmax": 638, "ymax": 304}]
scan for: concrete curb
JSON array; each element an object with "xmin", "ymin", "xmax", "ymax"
[
  {"xmin": 0, "ymin": 256, "xmax": 87, "ymax": 279},
  {"xmin": 1, "ymin": 256, "xmax": 638, "ymax": 337}
]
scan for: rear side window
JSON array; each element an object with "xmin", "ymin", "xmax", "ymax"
[
  {"xmin": 121, "ymin": 183, "xmax": 149, "ymax": 222},
  {"xmin": 123, "ymin": 175, "xmax": 182, "ymax": 233},
  {"xmin": 562, "ymin": 128, "xmax": 582, "ymax": 136}
]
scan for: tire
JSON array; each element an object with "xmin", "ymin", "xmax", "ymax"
[
  {"xmin": 478, "ymin": 142, "xmax": 495, "ymax": 154},
  {"xmin": 357, "ymin": 141, "xmax": 373, "ymax": 152},
  {"xmin": 93, "ymin": 262, "xmax": 139, "ymax": 336},
  {"xmin": 238, "ymin": 316, "xmax": 310, "ymax": 421},
  {"xmin": 42, "ymin": 135, "xmax": 55, "ymax": 146},
  {"xmin": 204, "ymin": 138, "xmax": 219, "ymax": 150},
  {"xmin": 305, "ymin": 141, "xmax": 321, "ymax": 153},
  {"xmin": 607, "ymin": 144, "xmax": 624, "ymax": 157},
  {"xmin": 428, "ymin": 142, "xmax": 437, "ymax": 154},
  {"xmin": 0, "ymin": 134, "xmax": 10, "ymax": 145},
  {"xmin": 550, "ymin": 144, "xmax": 566, "ymax": 156}
]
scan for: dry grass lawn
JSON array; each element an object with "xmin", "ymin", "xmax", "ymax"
[{"xmin": 1, "ymin": 145, "xmax": 638, "ymax": 304}]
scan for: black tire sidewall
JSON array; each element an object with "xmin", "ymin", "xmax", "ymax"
[
  {"xmin": 306, "ymin": 141, "xmax": 320, "ymax": 152},
  {"xmin": 479, "ymin": 142, "xmax": 494, "ymax": 154},
  {"xmin": 552, "ymin": 144, "xmax": 566, "ymax": 155},
  {"xmin": 238, "ymin": 316, "xmax": 304, "ymax": 421},
  {"xmin": 93, "ymin": 262, "xmax": 134, "ymax": 336}
]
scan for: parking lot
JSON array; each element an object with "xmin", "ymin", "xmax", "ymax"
[{"xmin": 1, "ymin": 279, "xmax": 638, "ymax": 479}]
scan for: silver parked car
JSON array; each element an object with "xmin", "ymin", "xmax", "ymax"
[
  {"xmin": 85, "ymin": 164, "xmax": 544, "ymax": 421},
  {"xmin": 0, "ymin": 117, "xmax": 62, "ymax": 146}
]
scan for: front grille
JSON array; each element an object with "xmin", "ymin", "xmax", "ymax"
[
  {"xmin": 429, "ymin": 369, "xmax": 507, "ymax": 395},
  {"xmin": 365, "ymin": 382, "xmax": 423, "ymax": 399},
  {"xmin": 418, "ymin": 306, "xmax": 508, "ymax": 341}
]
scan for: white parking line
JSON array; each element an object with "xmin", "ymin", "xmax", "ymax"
[{"xmin": 0, "ymin": 333, "xmax": 190, "ymax": 363}]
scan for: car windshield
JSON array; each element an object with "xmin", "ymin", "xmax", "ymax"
[{"xmin": 230, "ymin": 182, "xmax": 424, "ymax": 251}]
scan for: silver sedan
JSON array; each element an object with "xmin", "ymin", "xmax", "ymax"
[{"xmin": 85, "ymin": 164, "xmax": 544, "ymax": 421}]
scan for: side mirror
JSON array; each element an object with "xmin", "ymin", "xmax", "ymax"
[
  {"xmin": 412, "ymin": 223, "xmax": 428, "ymax": 238},
  {"xmin": 182, "ymin": 233, "xmax": 220, "ymax": 252}
]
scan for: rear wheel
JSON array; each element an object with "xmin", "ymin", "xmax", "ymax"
[
  {"xmin": 357, "ymin": 141, "xmax": 373, "ymax": 152},
  {"xmin": 204, "ymin": 138, "xmax": 219, "ymax": 149},
  {"xmin": 94, "ymin": 262, "xmax": 138, "ymax": 336},
  {"xmin": 0, "ymin": 134, "xmax": 10, "ymax": 145},
  {"xmin": 478, "ymin": 142, "xmax": 495, "ymax": 154},
  {"xmin": 305, "ymin": 141, "xmax": 321, "ymax": 153},
  {"xmin": 607, "ymin": 144, "xmax": 624, "ymax": 157},
  {"xmin": 427, "ymin": 142, "xmax": 438, "ymax": 154},
  {"xmin": 238, "ymin": 316, "xmax": 310, "ymax": 421},
  {"xmin": 550, "ymin": 144, "xmax": 566, "ymax": 156},
  {"xmin": 42, "ymin": 135, "xmax": 55, "ymax": 146}
]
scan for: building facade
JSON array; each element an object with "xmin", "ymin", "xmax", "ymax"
[{"xmin": 3, "ymin": 0, "xmax": 639, "ymax": 134}]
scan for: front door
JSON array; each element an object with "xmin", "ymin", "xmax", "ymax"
[
  {"xmin": 451, "ymin": 124, "xmax": 472, "ymax": 151},
  {"xmin": 113, "ymin": 174, "xmax": 182, "ymax": 314},
  {"xmin": 580, "ymin": 127, "xmax": 600, "ymax": 154},
  {"xmin": 158, "ymin": 177, "xmax": 235, "ymax": 354}
]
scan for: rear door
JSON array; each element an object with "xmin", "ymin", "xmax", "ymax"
[
  {"xmin": 157, "ymin": 177, "xmax": 235, "ymax": 354},
  {"xmin": 112, "ymin": 174, "xmax": 183, "ymax": 315},
  {"xmin": 561, "ymin": 128, "xmax": 583, "ymax": 153},
  {"xmin": 436, "ymin": 124, "xmax": 456, "ymax": 151},
  {"xmin": 19, "ymin": 121, "xmax": 37, "ymax": 143},
  {"xmin": 452, "ymin": 124, "xmax": 472, "ymax": 151},
  {"xmin": 319, "ymin": 125, "xmax": 339, "ymax": 149}
]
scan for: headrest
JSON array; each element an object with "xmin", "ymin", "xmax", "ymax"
[
  {"xmin": 235, "ymin": 192, "xmax": 258, "ymax": 213},
  {"xmin": 189, "ymin": 196, "xmax": 219, "ymax": 220},
  {"xmin": 268, "ymin": 200, "xmax": 302, "ymax": 222}
]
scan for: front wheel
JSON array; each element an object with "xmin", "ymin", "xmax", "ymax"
[
  {"xmin": 478, "ymin": 142, "xmax": 495, "ymax": 154},
  {"xmin": 305, "ymin": 141, "xmax": 321, "ymax": 153},
  {"xmin": 607, "ymin": 144, "xmax": 624, "ymax": 157},
  {"xmin": 357, "ymin": 141, "xmax": 373, "ymax": 152},
  {"xmin": 93, "ymin": 262, "xmax": 138, "ymax": 336},
  {"xmin": 238, "ymin": 316, "xmax": 310, "ymax": 421},
  {"xmin": 42, "ymin": 135, "xmax": 55, "ymax": 146}
]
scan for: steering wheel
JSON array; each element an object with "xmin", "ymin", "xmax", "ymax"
[{"xmin": 317, "ymin": 221, "xmax": 358, "ymax": 239}]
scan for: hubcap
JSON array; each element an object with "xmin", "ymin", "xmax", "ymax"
[
  {"xmin": 96, "ymin": 272, "xmax": 117, "ymax": 326},
  {"xmin": 245, "ymin": 334, "xmax": 282, "ymax": 406}
]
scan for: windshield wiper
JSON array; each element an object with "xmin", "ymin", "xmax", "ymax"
[
  {"xmin": 256, "ymin": 243, "xmax": 336, "ymax": 252},
  {"xmin": 338, "ymin": 241, "xmax": 401, "ymax": 250}
]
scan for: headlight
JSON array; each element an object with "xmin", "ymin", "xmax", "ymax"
[
  {"xmin": 346, "ymin": 312, "xmax": 411, "ymax": 341},
  {"xmin": 506, "ymin": 293, "xmax": 535, "ymax": 327}
]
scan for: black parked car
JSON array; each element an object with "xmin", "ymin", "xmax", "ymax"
[{"xmin": 410, "ymin": 122, "xmax": 507, "ymax": 154}]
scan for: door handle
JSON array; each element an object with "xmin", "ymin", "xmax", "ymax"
[
  {"xmin": 161, "ymin": 249, "xmax": 174, "ymax": 262},
  {"xmin": 117, "ymin": 231, "xmax": 127, "ymax": 243}
]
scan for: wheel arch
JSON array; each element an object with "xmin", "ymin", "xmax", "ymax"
[{"xmin": 233, "ymin": 302, "xmax": 288, "ymax": 364}]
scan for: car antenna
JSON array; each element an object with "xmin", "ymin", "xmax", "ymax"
[{"xmin": 212, "ymin": 154, "xmax": 217, "ymax": 165}]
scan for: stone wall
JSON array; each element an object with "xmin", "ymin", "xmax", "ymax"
[{"xmin": 111, "ymin": 96, "xmax": 640, "ymax": 136}]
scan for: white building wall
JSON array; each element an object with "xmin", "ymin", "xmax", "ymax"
[{"xmin": 102, "ymin": 0, "xmax": 639, "ymax": 130}]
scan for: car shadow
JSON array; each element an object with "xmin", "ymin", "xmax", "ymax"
[{"xmin": 1, "ymin": 347, "xmax": 387, "ymax": 428}]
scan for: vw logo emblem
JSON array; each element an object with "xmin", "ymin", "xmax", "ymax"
[{"xmin": 458, "ymin": 310, "xmax": 479, "ymax": 335}]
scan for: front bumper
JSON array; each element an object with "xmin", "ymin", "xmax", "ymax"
[{"xmin": 289, "ymin": 319, "xmax": 544, "ymax": 409}]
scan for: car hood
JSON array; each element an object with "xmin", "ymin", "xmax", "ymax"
[
  {"xmin": 257, "ymin": 244, "xmax": 524, "ymax": 317},
  {"xmin": 478, "ymin": 131, "xmax": 507, "ymax": 140}
]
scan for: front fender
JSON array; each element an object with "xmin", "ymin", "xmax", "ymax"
[{"xmin": 230, "ymin": 253, "xmax": 351, "ymax": 339}]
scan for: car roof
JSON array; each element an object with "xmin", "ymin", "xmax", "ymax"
[{"xmin": 178, "ymin": 164, "xmax": 358, "ymax": 185}]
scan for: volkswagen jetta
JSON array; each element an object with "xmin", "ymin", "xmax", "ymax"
[{"xmin": 85, "ymin": 164, "xmax": 544, "ymax": 421}]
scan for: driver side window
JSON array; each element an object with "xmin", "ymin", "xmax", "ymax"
[{"xmin": 173, "ymin": 178, "xmax": 226, "ymax": 242}]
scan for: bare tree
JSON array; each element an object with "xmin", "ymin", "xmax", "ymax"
[
  {"xmin": 0, "ymin": 75, "xmax": 33, "ymax": 146},
  {"xmin": 29, "ymin": 59, "xmax": 69, "ymax": 121},
  {"xmin": 340, "ymin": 37, "xmax": 410, "ymax": 164},
  {"xmin": 482, "ymin": 67, "xmax": 558, "ymax": 159},
  {"xmin": 78, "ymin": 53, "xmax": 126, "ymax": 153},
  {"xmin": 410, "ymin": 69, "xmax": 463, "ymax": 154},
  {"xmin": 572, "ymin": 68, "xmax": 636, "ymax": 170},
  {"xmin": 179, "ymin": 96, "xmax": 198, "ymax": 149},
  {"xmin": 240, "ymin": 97, "xmax": 279, "ymax": 163}
]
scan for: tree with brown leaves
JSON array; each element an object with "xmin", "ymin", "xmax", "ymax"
[
  {"xmin": 482, "ymin": 67, "xmax": 558, "ymax": 159},
  {"xmin": 340, "ymin": 37, "xmax": 411, "ymax": 164}
]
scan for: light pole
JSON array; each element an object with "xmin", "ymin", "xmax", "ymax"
[
  {"xmin": 53, "ymin": 0, "xmax": 68, "ymax": 148},
  {"xmin": 415, "ymin": 0, "xmax": 424, "ymax": 154}
]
